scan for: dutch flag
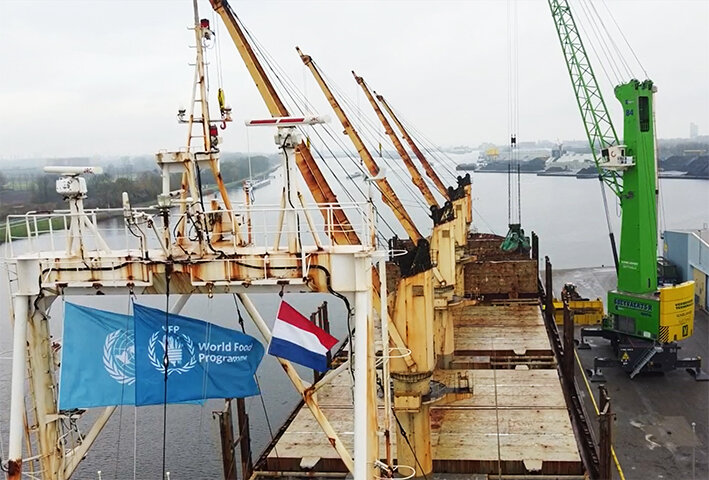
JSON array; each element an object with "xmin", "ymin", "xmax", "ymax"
[{"xmin": 268, "ymin": 301, "xmax": 338, "ymax": 372}]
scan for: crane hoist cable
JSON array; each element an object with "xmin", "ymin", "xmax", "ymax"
[{"xmin": 501, "ymin": 0, "xmax": 530, "ymax": 254}]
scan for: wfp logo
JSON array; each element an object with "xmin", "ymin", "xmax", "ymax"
[
  {"xmin": 148, "ymin": 326, "xmax": 197, "ymax": 375},
  {"xmin": 103, "ymin": 329, "xmax": 135, "ymax": 385}
]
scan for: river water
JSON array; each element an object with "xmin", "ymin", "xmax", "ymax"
[{"xmin": 0, "ymin": 165, "xmax": 707, "ymax": 479}]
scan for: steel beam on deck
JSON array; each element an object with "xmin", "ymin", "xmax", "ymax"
[{"xmin": 237, "ymin": 293, "xmax": 356, "ymax": 474}]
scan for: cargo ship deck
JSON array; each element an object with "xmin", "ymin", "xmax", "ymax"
[{"xmin": 252, "ymin": 235, "xmax": 585, "ymax": 478}]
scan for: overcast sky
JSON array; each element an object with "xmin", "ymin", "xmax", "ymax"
[{"xmin": 1, "ymin": 0, "xmax": 707, "ymax": 160}]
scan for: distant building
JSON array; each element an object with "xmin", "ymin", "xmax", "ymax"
[{"xmin": 690, "ymin": 122, "xmax": 699, "ymax": 139}]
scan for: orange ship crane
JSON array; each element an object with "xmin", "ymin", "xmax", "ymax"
[
  {"xmin": 208, "ymin": 0, "xmax": 359, "ymax": 246},
  {"xmin": 377, "ymin": 93, "xmax": 451, "ymax": 199},
  {"xmin": 353, "ymin": 72, "xmax": 438, "ymax": 208},
  {"xmin": 298, "ymin": 48, "xmax": 423, "ymax": 242}
]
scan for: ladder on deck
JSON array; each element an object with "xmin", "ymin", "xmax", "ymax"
[{"xmin": 629, "ymin": 344, "xmax": 663, "ymax": 378}]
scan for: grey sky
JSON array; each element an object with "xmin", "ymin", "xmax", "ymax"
[{"xmin": 1, "ymin": 0, "xmax": 707, "ymax": 160}]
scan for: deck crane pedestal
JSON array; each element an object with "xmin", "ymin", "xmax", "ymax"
[{"xmin": 549, "ymin": 0, "xmax": 706, "ymax": 381}]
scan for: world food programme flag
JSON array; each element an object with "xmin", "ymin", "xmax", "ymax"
[
  {"xmin": 59, "ymin": 303, "xmax": 136, "ymax": 409},
  {"xmin": 133, "ymin": 303, "xmax": 264, "ymax": 406}
]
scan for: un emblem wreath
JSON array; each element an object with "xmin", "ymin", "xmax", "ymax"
[
  {"xmin": 103, "ymin": 329, "xmax": 135, "ymax": 385},
  {"xmin": 148, "ymin": 330, "xmax": 197, "ymax": 375}
]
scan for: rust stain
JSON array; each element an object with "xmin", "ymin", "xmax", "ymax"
[
  {"xmin": 429, "ymin": 409, "xmax": 444, "ymax": 430},
  {"xmin": 303, "ymin": 384, "xmax": 315, "ymax": 401},
  {"xmin": 7, "ymin": 459, "xmax": 21, "ymax": 477}
]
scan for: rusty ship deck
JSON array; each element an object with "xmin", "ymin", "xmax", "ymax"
[{"xmin": 251, "ymin": 234, "xmax": 585, "ymax": 478}]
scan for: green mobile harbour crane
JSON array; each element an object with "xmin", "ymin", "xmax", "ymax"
[{"xmin": 549, "ymin": 0, "xmax": 706, "ymax": 380}]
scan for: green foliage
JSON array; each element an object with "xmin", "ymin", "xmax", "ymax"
[
  {"xmin": 85, "ymin": 171, "xmax": 162, "ymax": 208},
  {"xmin": 31, "ymin": 175, "xmax": 55, "ymax": 204},
  {"xmin": 218, "ymin": 155, "xmax": 274, "ymax": 185}
]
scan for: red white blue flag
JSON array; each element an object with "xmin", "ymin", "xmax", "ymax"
[{"xmin": 268, "ymin": 301, "xmax": 338, "ymax": 372}]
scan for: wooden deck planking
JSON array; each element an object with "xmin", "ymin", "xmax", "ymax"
[
  {"xmin": 452, "ymin": 304, "xmax": 553, "ymax": 355},
  {"xmin": 261, "ymin": 302, "xmax": 582, "ymax": 476},
  {"xmin": 265, "ymin": 368, "xmax": 581, "ymax": 474},
  {"xmin": 432, "ymin": 369, "xmax": 568, "ymax": 408}
]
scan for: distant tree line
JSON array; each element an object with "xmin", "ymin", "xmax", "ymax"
[
  {"xmin": 0, "ymin": 154, "xmax": 278, "ymax": 217},
  {"xmin": 217, "ymin": 154, "xmax": 274, "ymax": 185}
]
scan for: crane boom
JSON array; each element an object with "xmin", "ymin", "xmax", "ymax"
[
  {"xmin": 208, "ymin": 0, "xmax": 359, "ymax": 246},
  {"xmin": 353, "ymin": 72, "xmax": 438, "ymax": 208},
  {"xmin": 298, "ymin": 47, "xmax": 423, "ymax": 242},
  {"xmin": 376, "ymin": 93, "xmax": 451, "ymax": 199},
  {"xmin": 548, "ymin": 0, "xmax": 622, "ymax": 197},
  {"xmin": 208, "ymin": 0, "xmax": 419, "ymax": 378}
]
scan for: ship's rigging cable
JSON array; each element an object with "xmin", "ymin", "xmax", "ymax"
[
  {"xmin": 317, "ymin": 67, "xmax": 429, "ymax": 207},
  {"xmin": 112, "ymin": 294, "xmax": 135, "ymax": 480},
  {"xmin": 161, "ymin": 268, "xmax": 171, "ymax": 480},
  {"xmin": 133, "ymin": 408, "xmax": 138, "ymax": 480},
  {"xmin": 232, "ymin": 294, "xmax": 279, "ymax": 459},
  {"xmin": 212, "ymin": 10, "xmax": 225, "ymax": 91},
  {"xmin": 576, "ymin": 1, "xmax": 622, "ymax": 85},
  {"xmin": 233, "ymin": 13, "xmax": 402, "ymax": 239},
  {"xmin": 236, "ymin": 12, "xmax": 432, "ymax": 226},
  {"xmin": 394, "ymin": 114, "xmax": 464, "ymax": 182},
  {"xmin": 230, "ymin": 297, "xmax": 258, "ymax": 470},
  {"xmin": 599, "ymin": 0, "xmax": 648, "ymax": 79},
  {"xmin": 196, "ymin": 298, "xmax": 214, "ymax": 462},
  {"xmin": 306, "ymin": 128, "xmax": 397, "ymax": 244},
  {"xmin": 390, "ymin": 408, "xmax": 429, "ymax": 480},
  {"xmin": 321, "ymin": 69, "xmax": 434, "ymax": 211},
  {"xmin": 506, "ymin": 0, "xmax": 522, "ymax": 227},
  {"xmin": 379, "ymin": 102, "xmax": 463, "ymax": 183}
]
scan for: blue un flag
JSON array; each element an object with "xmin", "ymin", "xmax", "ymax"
[
  {"xmin": 133, "ymin": 303, "xmax": 264, "ymax": 406},
  {"xmin": 59, "ymin": 303, "xmax": 136, "ymax": 409}
]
